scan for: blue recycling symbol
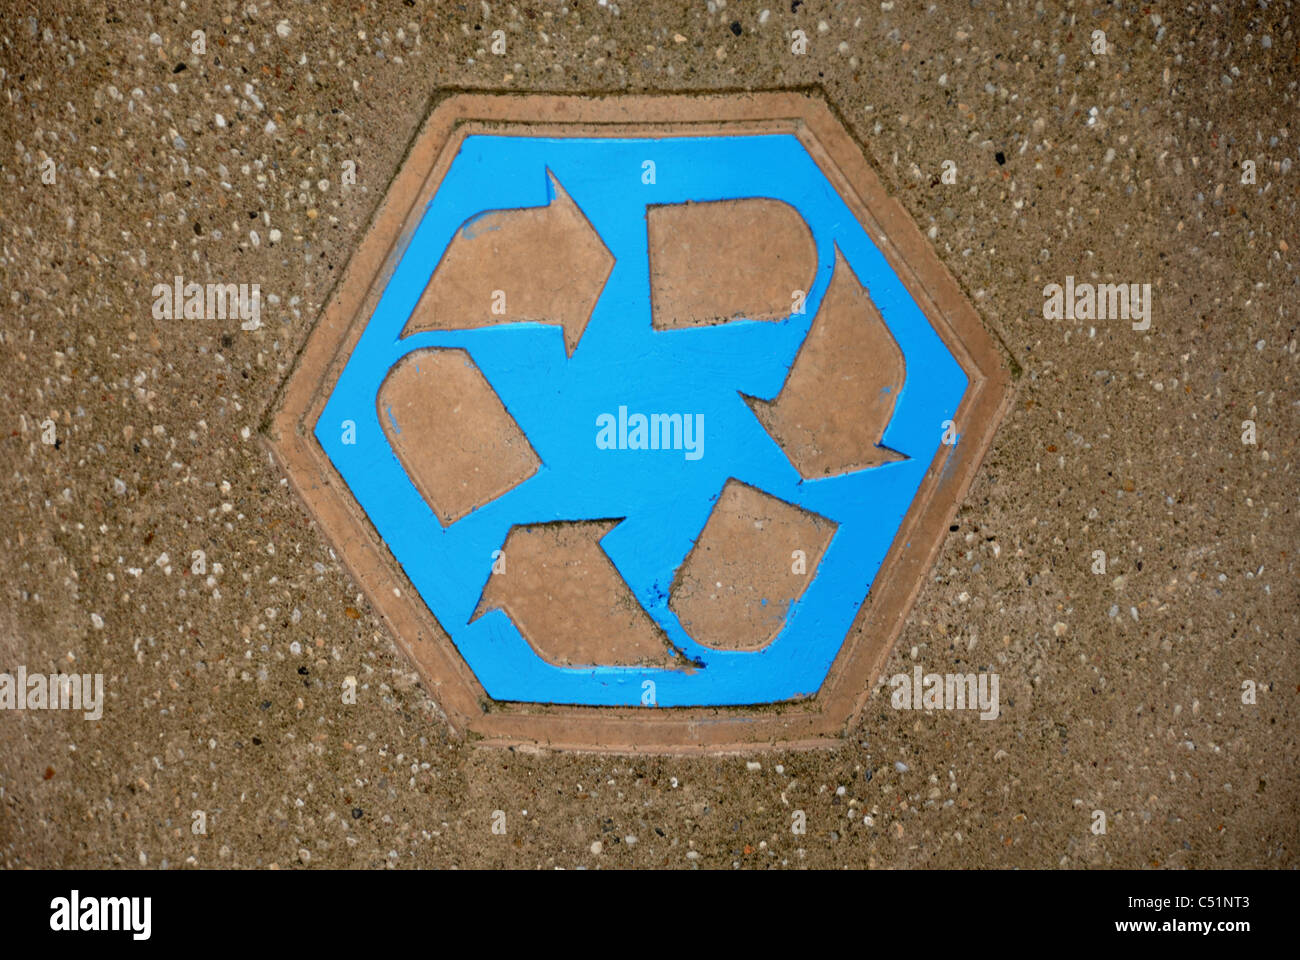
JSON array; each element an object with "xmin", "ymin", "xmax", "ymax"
[{"xmin": 317, "ymin": 134, "xmax": 967, "ymax": 707}]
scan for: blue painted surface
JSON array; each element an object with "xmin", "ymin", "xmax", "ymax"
[{"xmin": 315, "ymin": 134, "xmax": 967, "ymax": 706}]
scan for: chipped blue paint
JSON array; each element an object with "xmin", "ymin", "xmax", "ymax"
[{"xmin": 315, "ymin": 134, "xmax": 967, "ymax": 707}]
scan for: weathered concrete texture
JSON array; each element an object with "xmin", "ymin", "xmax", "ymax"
[{"xmin": 0, "ymin": 1, "xmax": 1295, "ymax": 869}]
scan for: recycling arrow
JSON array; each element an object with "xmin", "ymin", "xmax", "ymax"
[
  {"xmin": 472, "ymin": 520, "xmax": 678, "ymax": 668},
  {"xmin": 403, "ymin": 172, "xmax": 613, "ymax": 356}
]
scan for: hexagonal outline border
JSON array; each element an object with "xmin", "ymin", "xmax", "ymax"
[{"xmin": 266, "ymin": 90, "xmax": 1014, "ymax": 754}]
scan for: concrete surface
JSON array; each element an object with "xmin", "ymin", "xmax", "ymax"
[{"xmin": 0, "ymin": 0, "xmax": 1296, "ymax": 868}]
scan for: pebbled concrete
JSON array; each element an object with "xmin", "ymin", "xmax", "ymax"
[{"xmin": 0, "ymin": 1, "xmax": 1295, "ymax": 869}]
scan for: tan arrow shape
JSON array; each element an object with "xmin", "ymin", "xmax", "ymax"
[
  {"xmin": 648, "ymin": 197, "xmax": 818, "ymax": 329},
  {"xmin": 670, "ymin": 480, "xmax": 836, "ymax": 650},
  {"xmin": 472, "ymin": 520, "xmax": 678, "ymax": 668},
  {"xmin": 378, "ymin": 348, "xmax": 540, "ymax": 526},
  {"xmin": 748, "ymin": 250, "xmax": 906, "ymax": 477},
  {"xmin": 402, "ymin": 172, "xmax": 613, "ymax": 356}
]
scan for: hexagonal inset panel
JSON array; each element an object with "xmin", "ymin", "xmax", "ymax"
[{"xmin": 268, "ymin": 92, "xmax": 1013, "ymax": 753}]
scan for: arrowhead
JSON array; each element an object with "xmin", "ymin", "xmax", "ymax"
[
  {"xmin": 472, "ymin": 520, "xmax": 680, "ymax": 669},
  {"xmin": 403, "ymin": 171, "xmax": 613, "ymax": 356},
  {"xmin": 747, "ymin": 249, "xmax": 907, "ymax": 477}
]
